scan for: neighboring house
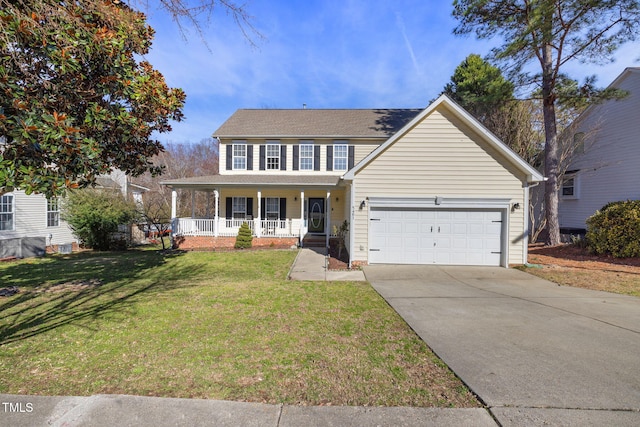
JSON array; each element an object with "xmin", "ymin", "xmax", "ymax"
[
  {"xmin": 162, "ymin": 95, "xmax": 543, "ymax": 267},
  {"xmin": 558, "ymin": 67, "xmax": 640, "ymax": 234},
  {"xmin": 0, "ymin": 170, "xmax": 147, "ymax": 258}
]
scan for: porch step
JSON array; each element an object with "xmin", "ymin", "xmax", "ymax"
[{"xmin": 302, "ymin": 235, "xmax": 327, "ymax": 248}]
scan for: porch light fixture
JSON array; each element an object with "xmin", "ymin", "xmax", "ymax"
[
  {"xmin": 335, "ymin": 196, "xmax": 339, "ymax": 202},
  {"xmin": 512, "ymin": 202, "xmax": 521, "ymax": 210},
  {"xmin": 294, "ymin": 196, "xmax": 298, "ymax": 201},
  {"xmin": 359, "ymin": 200, "xmax": 366, "ymax": 209}
]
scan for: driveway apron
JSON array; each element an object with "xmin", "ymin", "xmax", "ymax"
[{"xmin": 364, "ymin": 265, "xmax": 640, "ymax": 426}]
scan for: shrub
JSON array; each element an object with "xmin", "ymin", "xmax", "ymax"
[
  {"xmin": 234, "ymin": 222, "xmax": 253, "ymax": 249},
  {"xmin": 586, "ymin": 200, "xmax": 640, "ymax": 258},
  {"xmin": 62, "ymin": 189, "xmax": 140, "ymax": 251}
]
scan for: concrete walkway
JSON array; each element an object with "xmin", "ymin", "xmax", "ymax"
[
  {"xmin": 364, "ymin": 264, "xmax": 640, "ymax": 426},
  {"xmin": 288, "ymin": 247, "xmax": 366, "ymax": 281},
  {"xmin": 0, "ymin": 394, "xmax": 496, "ymax": 427}
]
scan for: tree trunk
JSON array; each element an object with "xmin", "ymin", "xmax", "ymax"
[{"xmin": 541, "ymin": 43, "xmax": 561, "ymax": 246}]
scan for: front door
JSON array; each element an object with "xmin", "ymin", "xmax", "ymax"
[{"xmin": 307, "ymin": 198, "xmax": 325, "ymax": 233}]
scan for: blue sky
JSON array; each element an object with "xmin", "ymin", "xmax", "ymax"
[{"xmin": 143, "ymin": 0, "xmax": 639, "ymax": 145}]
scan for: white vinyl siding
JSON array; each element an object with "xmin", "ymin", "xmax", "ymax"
[
  {"xmin": 0, "ymin": 191, "xmax": 77, "ymax": 245},
  {"xmin": 351, "ymin": 107, "xmax": 526, "ymax": 265},
  {"xmin": 0, "ymin": 195, "xmax": 14, "ymax": 231}
]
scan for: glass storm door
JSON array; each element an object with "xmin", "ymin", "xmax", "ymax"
[{"xmin": 307, "ymin": 198, "xmax": 325, "ymax": 233}]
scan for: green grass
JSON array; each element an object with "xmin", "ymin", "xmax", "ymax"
[{"xmin": 0, "ymin": 248, "xmax": 478, "ymax": 407}]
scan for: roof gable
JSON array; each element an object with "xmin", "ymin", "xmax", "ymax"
[
  {"xmin": 213, "ymin": 109, "xmax": 422, "ymax": 138},
  {"xmin": 343, "ymin": 95, "xmax": 543, "ymax": 183}
]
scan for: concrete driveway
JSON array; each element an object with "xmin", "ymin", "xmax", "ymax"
[{"xmin": 364, "ymin": 265, "xmax": 640, "ymax": 426}]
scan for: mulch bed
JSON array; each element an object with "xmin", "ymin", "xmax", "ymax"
[
  {"xmin": 327, "ymin": 240, "xmax": 350, "ymax": 270},
  {"xmin": 528, "ymin": 243, "xmax": 640, "ymax": 273}
]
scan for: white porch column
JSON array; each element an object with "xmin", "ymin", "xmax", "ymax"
[
  {"xmin": 299, "ymin": 190, "xmax": 305, "ymax": 241},
  {"xmin": 171, "ymin": 190, "xmax": 177, "ymax": 219},
  {"xmin": 214, "ymin": 189, "xmax": 219, "ymax": 237},
  {"xmin": 256, "ymin": 190, "xmax": 262, "ymax": 238},
  {"xmin": 326, "ymin": 190, "xmax": 331, "ymax": 249}
]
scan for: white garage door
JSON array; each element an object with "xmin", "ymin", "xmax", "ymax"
[{"xmin": 368, "ymin": 208, "xmax": 503, "ymax": 266}]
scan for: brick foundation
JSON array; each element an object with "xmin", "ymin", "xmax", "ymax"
[{"xmin": 173, "ymin": 235, "xmax": 299, "ymax": 251}]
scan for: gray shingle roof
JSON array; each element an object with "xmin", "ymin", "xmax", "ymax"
[{"xmin": 213, "ymin": 109, "xmax": 423, "ymax": 138}]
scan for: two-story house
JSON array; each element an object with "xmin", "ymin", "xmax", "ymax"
[{"xmin": 162, "ymin": 95, "xmax": 543, "ymax": 268}]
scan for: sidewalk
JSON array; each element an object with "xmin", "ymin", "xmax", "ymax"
[
  {"xmin": 288, "ymin": 247, "xmax": 367, "ymax": 281},
  {"xmin": 0, "ymin": 394, "xmax": 497, "ymax": 427}
]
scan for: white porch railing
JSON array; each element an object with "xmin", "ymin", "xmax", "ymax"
[{"xmin": 172, "ymin": 218, "xmax": 304, "ymax": 238}]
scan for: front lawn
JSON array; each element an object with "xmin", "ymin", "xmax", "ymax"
[{"xmin": 0, "ymin": 249, "xmax": 478, "ymax": 407}]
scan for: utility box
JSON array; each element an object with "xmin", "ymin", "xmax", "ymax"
[{"xmin": 0, "ymin": 237, "xmax": 46, "ymax": 258}]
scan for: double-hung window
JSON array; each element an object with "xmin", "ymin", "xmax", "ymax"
[
  {"xmin": 300, "ymin": 141, "xmax": 314, "ymax": 170},
  {"xmin": 333, "ymin": 143, "xmax": 348, "ymax": 171},
  {"xmin": 232, "ymin": 141, "xmax": 247, "ymax": 170},
  {"xmin": 561, "ymin": 172, "xmax": 579, "ymax": 199},
  {"xmin": 266, "ymin": 141, "xmax": 280, "ymax": 170},
  {"xmin": 47, "ymin": 197, "xmax": 60, "ymax": 227},
  {"xmin": 232, "ymin": 197, "xmax": 247, "ymax": 219},
  {"xmin": 265, "ymin": 197, "xmax": 280, "ymax": 220},
  {"xmin": 0, "ymin": 194, "xmax": 14, "ymax": 231}
]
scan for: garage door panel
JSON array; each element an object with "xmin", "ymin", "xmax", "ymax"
[{"xmin": 369, "ymin": 207, "xmax": 503, "ymax": 266}]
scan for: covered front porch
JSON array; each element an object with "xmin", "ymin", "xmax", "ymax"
[{"xmin": 162, "ymin": 175, "xmax": 349, "ymax": 249}]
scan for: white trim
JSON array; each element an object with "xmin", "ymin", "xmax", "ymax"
[
  {"xmin": 367, "ymin": 196, "xmax": 511, "ymax": 210},
  {"xmin": 343, "ymin": 95, "xmax": 544, "ymax": 183}
]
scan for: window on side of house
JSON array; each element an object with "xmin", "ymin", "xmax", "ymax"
[
  {"xmin": 0, "ymin": 194, "xmax": 14, "ymax": 231},
  {"xmin": 266, "ymin": 141, "xmax": 280, "ymax": 170},
  {"xmin": 232, "ymin": 196, "xmax": 247, "ymax": 219},
  {"xmin": 299, "ymin": 141, "xmax": 314, "ymax": 170},
  {"xmin": 333, "ymin": 142, "xmax": 348, "ymax": 171},
  {"xmin": 232, "ymin": 141, "xmax": 247, "ymax": 170},
  {"xmin": 561, "ymin": 172, "xmax": 579, "ymax": 199},
  {"xmin": 47, "ymin": 197, "xmax": 60, "ymax": 227}
]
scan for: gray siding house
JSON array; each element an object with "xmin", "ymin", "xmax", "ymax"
[{"xmin": 558, "ymin": 67, "xmax": 640, "ymax": 232}]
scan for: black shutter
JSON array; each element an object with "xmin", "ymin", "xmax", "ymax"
[
  {"xmin": 280, "ymin": 145, "xmax": 287, "ymax": 171},
  {"xmin": 247, "ymin": 145, "xmax": 253, "ymax": 170},
  {"xmin": 279, "ymin": 198, "xmax": 286, "ymax": 220},
  {"xmin": 314, "ymin": 145, "xmax": 320, "ymax": 171},
  {"xmin": 226, "ymin": 146, "xmax": 232, "ymax": 170},
  {"xmin": 348, "ymin": 145, "xmax": 355, "ymax": 170},
  {"xmin": 293, "ymin": 145, "xmax": 299, "ymax": 171},
  {"xmin": 259, "ymin": 145, "xmax": 266, "ymax": 170},
  {"xmin": 260, "ymin": 197, "xmax": 266, "ymax": 219},
  {"xmin": 246, "ymin": 198, "xmax": 253, "ymax": 218},
  {"xmin": 226, "ymin": 197, "xmax": 232, "ymax": 220},
  {"xmin": 326, "ymin": 146, "xmax": 333, "ymax": 171}
]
